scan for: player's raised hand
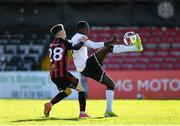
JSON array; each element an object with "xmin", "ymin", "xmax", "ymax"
[
  {"xmin": 105, "ymin": 35, "xmax": 119, "ymax": 46},
  {"xmin": 110, "ymin": 35, "xmax": 119, "ymax": 44},
  {"xmin": 104, "ymin": 35, "xmax": 119, "ymax": 46}
]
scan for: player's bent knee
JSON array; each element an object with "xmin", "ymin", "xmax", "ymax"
[
  {"xmin": 64, "ymin": 88, "xmax": 72, "ymax": 95},
  {"xmin": 107, "ymin": 86, "xmax": 114, "ymax": 90},
  {"xmin": 102, "ymin": 74, "xmax": 115, "ymax": 90},
  {"xmin": 106, "ymin": 81, "xmax": 115, "ymax": 90},
  {"xmin": 107, "ymin": 85, "xmax": 115, "ymax": 90},
  {"xmin": 75, "ymin": 83, "xmax": 85, "ymax": 92}
]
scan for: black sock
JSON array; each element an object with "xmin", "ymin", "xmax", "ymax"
[
  {"xmin": 78, "ymin": 91, "xmax": 86, "ymax": 112},
  {"xmin": 50, "ymin": 92, "xmax": 68, "ymax": 105}
]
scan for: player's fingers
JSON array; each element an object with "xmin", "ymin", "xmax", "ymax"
[
  {"xmin": 111, "ymin": 35, "xmax": 118, "ymax": 42},
  {"xmin": 113, "ymin": 35, "xmax": 118, "ymax": 40},
  {"xmin": 113, "ymin": 36, "xmax": 119, "ymax": 43}
]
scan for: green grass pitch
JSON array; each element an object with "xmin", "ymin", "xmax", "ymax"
[{"xmin": 0, "ymin": 99, "xmax": 179, "ymax": 125}]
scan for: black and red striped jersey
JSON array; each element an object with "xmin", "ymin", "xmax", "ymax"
[{"xmin": 49, "ymin": 38, "xmax": 83, "ymax": 78}]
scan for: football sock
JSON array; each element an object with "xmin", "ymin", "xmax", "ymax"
[
  {"xmin": 50, "ymin": 92, "xmax": 68, "ymax": 105},
  {"xmin": 112, "ymin": 45, "xmax": 137, "ymax": 53},
  {"xmin": 78, "ymin": 92, "xmax": 86, "ymax": 112},
  {"xmin": 80, "ymin": 111, "xmax": 85, "ymax": 114},
  {"xmin": 106, "ymin": 90, "xmax": 114, "ymax": 112}
]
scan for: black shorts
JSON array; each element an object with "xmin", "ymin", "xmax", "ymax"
[
  {"xmin": 51, "ymin": 72, "xmax": 79, "ymax": 91},
  {"xmin": 81, "ymin": 54, "xmax": 105, "ymax": 83}
]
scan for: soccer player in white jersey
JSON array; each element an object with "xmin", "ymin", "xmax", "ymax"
[{"xmin": 71, "ymin": 21, "xmax": 143, "ymax": 117}]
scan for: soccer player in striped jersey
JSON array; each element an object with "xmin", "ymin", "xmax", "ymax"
[
  {"xmin": 71, "ymin": 21, "xmax": 143, "ymax": 117},
  {"xmin": 44, "ymin": 24, "xmax": 90, "ymax": 118}
]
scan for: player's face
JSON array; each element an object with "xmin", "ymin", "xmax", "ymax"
[
  {"xmin": 62, "ymin": 30, "xmax": 67, "ymax": 39},
  {"xmin": 59, "ymin": 30, "xmax": 66, "ymax": 39},
  {"xmin": 84, "ymin": 26, "xmax": 89, "ymax": 36}
]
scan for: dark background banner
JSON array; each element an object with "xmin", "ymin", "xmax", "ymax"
[{"xmin": 0, "ymin": 1, "xmax": 179, "ymax": 28}]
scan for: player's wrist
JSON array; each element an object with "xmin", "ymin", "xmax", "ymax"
[{"xmin": 104, "ymin": 41, "xmax": 113, "ymax": 46}]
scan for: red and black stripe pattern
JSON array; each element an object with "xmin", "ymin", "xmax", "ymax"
[{"xmin": 49, "ymin": 38, "xmax": 68, "ymax": 78}]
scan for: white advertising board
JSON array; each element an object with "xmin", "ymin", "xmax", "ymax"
[{"xmin": 0, "ymin": 71, "xmax": 80, "ymax": 99}]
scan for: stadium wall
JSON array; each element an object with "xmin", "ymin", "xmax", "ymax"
[{"xmin": 0, "ymin": 71, "xmax": 179, "ymax": 99}]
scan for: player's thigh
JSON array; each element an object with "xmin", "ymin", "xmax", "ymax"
[
  {"xmin": 51, "ymin": 77, "xmax": 67, "ymax": 91},
  {"xmin": 81, "ymin": 66, "xmax": 104, "ymax": 83},
  {"xmin": 65, "ymin": 72, "xmax": 79, "ymax": 89},
  {"xmin": 81, "ymin": 54, "xmax": 105, "ymax": 83},
  {"xmin": 95, "ymin": 46, "xmax": 112, "ymax": 63}
]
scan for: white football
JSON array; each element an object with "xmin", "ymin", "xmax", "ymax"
[{"xmin": 123, "ymin": 31, "xmax": 137, "ymax": 45}]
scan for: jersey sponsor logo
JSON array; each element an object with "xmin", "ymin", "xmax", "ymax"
[{"xmin": 50, "ymin": 43, "xmax": 60, "ymax": 47}]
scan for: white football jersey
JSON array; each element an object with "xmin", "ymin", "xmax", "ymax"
[
  {"xmin": 71, "ymin": 33, "xmax": 88, "ymax": 72},
  {"xmin": 71, "ymin": 33, "xmax": 104, "ymax": 72}
]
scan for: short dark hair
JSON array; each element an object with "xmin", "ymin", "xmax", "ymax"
[
  {"xmin": 76, "ymin": 21, "xmax": 89, "ymax": 31},
  {"xmin": 50, "ymin": 24, "xmax": 64, "ymax": 36}
]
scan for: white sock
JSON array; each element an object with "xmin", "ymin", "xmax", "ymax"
[
  {"xmin": 106, "ymin": 90, "xmax": 114, "ymax": 112},
  {"xmin": 112, "ymin": 45, "xmax": 137, "ymax": 54},
  {"xmin": 80, "ymin": 111, "xmax": 85, "ymax": 114}
]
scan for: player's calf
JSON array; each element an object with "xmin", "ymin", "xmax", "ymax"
[
  {"xmin": 75, "ymin": 83, "xmax": 91, "ymax": 118},
  {"xmin": 44, "ymin": 88, "xmax": 71, "ymax": 117},
  {"xmin": 101, "ymin": 74, "xmax": 118, "ymax": 117}
]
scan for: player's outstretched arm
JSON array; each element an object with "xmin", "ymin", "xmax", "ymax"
[
  {"xmin": 80, "ymin": 36, "xmax": 118, "ymax": 49},
  {"xmin": 85, "ymin": 40, "xmax": 104, "ymax": 49}
]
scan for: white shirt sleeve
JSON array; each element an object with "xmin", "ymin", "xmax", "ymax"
[{"xmin": 84, "ymin": 40, "xmax": 104, "ymax": 49}]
